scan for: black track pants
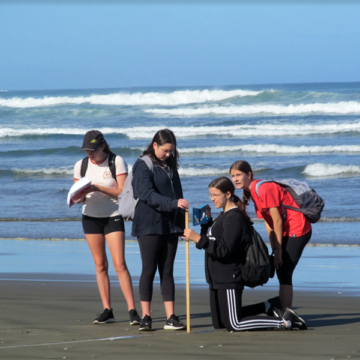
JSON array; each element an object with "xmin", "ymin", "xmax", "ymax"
[
  {"xmin": 210, "ymin": 289, "xmax": 285, "ymax": 331},
  {"xmin": 138, "ymin": 234, "xmax": 179, "ymax": 302}
]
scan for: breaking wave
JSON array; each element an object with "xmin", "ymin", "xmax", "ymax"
[
  {"xmin": 2, "ymin": 122, "xmax": 360, "ymax": 139},
  {"xmin": 146, "ymin": 101, "xmax": 360, "ymax": 116},
  {"xmin": 303, "ymin": 163, "xmax": 360, "ymax": 177},
  {"xmin": 0, "ymin": 89, "xmax": 261, "ymax": 108}
]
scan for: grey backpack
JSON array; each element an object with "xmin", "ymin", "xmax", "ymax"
[
  {"xmin": 118, "ymin": 155, "xmax": 154, "ymax": 221},
  {"xmin": 255, "ymin": 179, "xmax": 325, "ymax": 223}
]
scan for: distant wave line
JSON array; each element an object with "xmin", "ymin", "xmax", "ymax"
[
  {"xmin": 0, "ymin": 89, "xmax": 262, "ymax": 108},
  {"xmin": 146, "ymin": 101, "xmax": 360, "ymax": 116},
  {"xmin": 181, "ymin": 144, "xmax": 360, "ymax": 154},
  {"xmin": 3, "ymin": 144, "xmax": 360, "ymax": 157},
  {"xmin": 2, "ymin": 122, "xmax": 360, "ymax": 139},
  {"xmin": 2, "ymin": 165, "xmax": 268, "ymax": 178}
]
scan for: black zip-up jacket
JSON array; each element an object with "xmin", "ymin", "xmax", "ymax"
[
  {"xmin": 131, "ymin": 157, "xmax": 185, "ymax": 237},
  {"xmin": 196, "ymin": 208, "xmax": 252, "ymax": 290}
]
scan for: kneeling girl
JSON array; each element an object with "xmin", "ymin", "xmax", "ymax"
[{"xmin": 183, "ymin": 177, "xmax": 305, "ymax": 331}]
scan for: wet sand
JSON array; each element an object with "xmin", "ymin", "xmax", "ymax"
[{"xmin": 0, "ymin": 273, "xmax": 360, "ymax": 360}]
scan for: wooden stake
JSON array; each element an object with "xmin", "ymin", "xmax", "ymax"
[{"xmin": 185, "ymin": 209, "xmax": 190, "ymax": 334}]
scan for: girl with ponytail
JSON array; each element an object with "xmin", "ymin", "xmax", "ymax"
[{"xmin": 182, "ymin": 177, "xmax": 301, "ymax": 332}]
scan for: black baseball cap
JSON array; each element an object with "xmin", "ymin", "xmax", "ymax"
[{"xmin": 81, "ymin": 130, "xmax": 105, "ymax": 151}]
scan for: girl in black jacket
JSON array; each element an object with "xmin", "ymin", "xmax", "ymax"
[
  {"xmin": 183, "ymin": 177, "xmax": 306, "ymax": 331},
  {"xmin": 132, "ymin": 129, "xmax": 189, "ymax": 331}
]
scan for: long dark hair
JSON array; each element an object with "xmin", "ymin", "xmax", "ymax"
[
  {"xmin": 142, "ymin": 128, "xmax": 179, "ymax": 170},
  {"xmin": 229, "ymin": 160, "xmax": 254, "ymax": 207},
  {"xmin": 103, "ymin": 140, "xmax": 114, "ymax": 156},
  {"xmin": 209, "ymin": 176, "xmax": 250, "ymax": 221}
]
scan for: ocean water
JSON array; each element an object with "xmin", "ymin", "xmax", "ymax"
[
  {"xmin": 1, "ymin": 240, "xmax": 360, "ymax": 293},
  {"xmin": 0, "ymin": 82, "xmax": 360, "ymax": 244}
]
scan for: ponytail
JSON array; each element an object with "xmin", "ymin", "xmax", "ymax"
[
  {"xmin": 233, "ymin": 194, "xmax": 251, "ymax": 222},
  {"xmin": 242, "ymin": 189, "xmax": 251, "ymax": 207}
]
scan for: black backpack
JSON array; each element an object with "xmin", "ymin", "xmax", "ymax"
[
  {"xmin": 80, "ymin": 153, "xmax": 116, "ymax": 180},
  {"xmin": 240, "ymin": 223, "xmax": 273, "ymax": 288}
]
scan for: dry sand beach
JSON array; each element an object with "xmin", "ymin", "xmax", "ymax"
[{"xmin": 1, "ymin": 239, "xmax": 360, "ymax": 360}]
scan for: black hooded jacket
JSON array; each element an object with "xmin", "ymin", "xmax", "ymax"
[
  {"xmin": 131, "ymin": 157, "xmax": 185, "ymax": 237},
  {"xmin": 196, "ymin": 207, "xmax": 252, "ymax": 290}
]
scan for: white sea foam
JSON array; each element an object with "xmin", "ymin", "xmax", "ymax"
[
  {"xmin": 303, "ymin": 163, "xmax": 360, "ymax": 177},
  {"xmin": 2, "ymin": 122, "xmax": 360, "ymax": 139},
  {"xmin": 180, "ymin": 144, "xmax": 360, "ymax": 154},
  {"xmin": 178, "ymin": 167, "xmax": 227, "ymax": 177},
  {"xmin": 0, "ymin": 89, "xmax": 261, "ymax": 108},
  {"xmin": 146, "ymin": 101, "xmax": 360, "ymax": 116},
  {"xmin": 12, "ymin": 168, "xmax": 73, "ymax": 176},
  {"xmin": 129, "ymin": 164, "xmax": 226, "ymax": 176}
]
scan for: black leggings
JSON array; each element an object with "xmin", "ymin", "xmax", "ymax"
[
  {"xmin": 210, "ymin": 289, "xmax": 285, "ymax": 332},
  {"xmin": 138, "ymin": 234, "xmax": 179, "ymax": 302},
  {"xmin": 277, "ymin": 230, "xmax": 312, "ymax": 285}
]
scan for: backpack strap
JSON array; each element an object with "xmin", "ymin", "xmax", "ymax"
[
  {"xmin": 140, "ymin": 155, "xmax": 154, "ymax": 173},
  {"xmin": 254, "ymin": 180, "xmax": 271, "ymax": 202},
  {"xmin": 108, "ymin": 153, "xmax": 117, "ymax": 180},
  {"xmin": 80, "ymin": 156, "xmax": 89, "ymax": 178}
]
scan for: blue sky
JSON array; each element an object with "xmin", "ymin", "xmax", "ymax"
[{"xmin": 0, "ymin": 2, "xmax": 359, "ymax": 90}]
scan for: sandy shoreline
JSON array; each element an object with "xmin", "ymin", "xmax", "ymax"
[{"xmin": 0, "ymin": 274, "xmax": 360, "ymax": 359}]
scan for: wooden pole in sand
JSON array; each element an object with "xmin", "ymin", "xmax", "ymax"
[{"xmin": 185, "ymin": 209, "xmax": 191, "ymax": 334}]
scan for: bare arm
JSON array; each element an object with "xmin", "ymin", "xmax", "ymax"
[{"xmin": 268, "ymin": 207, "xmax": 283, "ymax": 268}]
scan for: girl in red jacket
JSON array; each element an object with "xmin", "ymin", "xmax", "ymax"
[{"xmin": 230, "ymin": 160, "xmax": 312, "ymax": 313}]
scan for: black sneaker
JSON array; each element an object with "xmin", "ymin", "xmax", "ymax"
[
  {"xmin": 93, "ymin": 308, "xmax": 116, "ymax": 324},
  {"xmin": 267, "ymin": 296, "xmax": 283, "ymax": 318},
  {"xmin": 283, "ymin": 308, "xmax": 307, "ymax": 330},
  {"xmin": 139, "ymin": 315, "xmax": 152, "ymax": 331},
  {"xmin": 129, "ymin": 309, "xmax": 141, "ymax": 325},
  {"xmin": 164, "ymin": 314, "xmax": 186, "ymax": 330}
]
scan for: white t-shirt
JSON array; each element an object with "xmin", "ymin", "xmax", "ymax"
[{"xmin": 74, "ymin": 155, "xmax": 128, "ymax": 218}]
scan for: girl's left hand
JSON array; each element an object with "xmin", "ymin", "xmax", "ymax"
[
  {"xmin": 182, "ymin": 229, "xmax": 201, "ymax": 243},
  {"xmin": 81, "ymin": 185, "xmax": 98, "ymax": 195}
]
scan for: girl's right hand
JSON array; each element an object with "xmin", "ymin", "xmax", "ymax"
[
  {"xmin": 177, "ymin": 199, "xmax": 189, "ymax": 209},
  {"xmin": 204, "ymin": 204, "xmax": 211, "ymax": 218},
  {"xmin": 274, "ymin": 248, "xmax": 283, "ymax": 269}
]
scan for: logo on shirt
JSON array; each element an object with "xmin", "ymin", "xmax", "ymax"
[{"xmin": 103, "ymin": 170, "xmax": 111, "ymax": 179}]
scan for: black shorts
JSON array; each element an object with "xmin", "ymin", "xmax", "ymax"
[{"xmin": 82, "ymin": 215, "xmax": 125, "ymax": 235}]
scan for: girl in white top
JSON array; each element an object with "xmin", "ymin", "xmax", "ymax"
[{"xmin": 73, "ymin": 130, "xmax": 140, "ymax": 325}]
